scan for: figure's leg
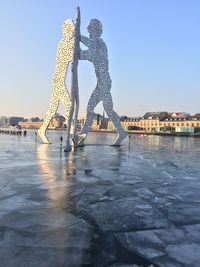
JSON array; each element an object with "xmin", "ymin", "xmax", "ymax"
[
  {"xmin": 72, "ymin": 94, "xmax": 79, "ymax": 146},
  {"xmin": 38, "ymin": 93, "xmax": 59, "ymax": 144},
  {"xmin": 103, "ymin": 92, "xmax": 127, "ymax": 146},
  {"xmin": 60, "ymin": 89, "xmax": 72, "ymax": 151},
  {"xmin": 78, "ymin": 89, "xmax": 100, "ymax": 145}
]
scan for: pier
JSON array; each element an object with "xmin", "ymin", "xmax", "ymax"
[{"xmin": 0, "ymin": 129, "xmax": 22, "ymax": 135}]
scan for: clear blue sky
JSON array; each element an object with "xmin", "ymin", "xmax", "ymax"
[{"xmin": 0, "ymin": 0, "xmax": 199, "ymax": 118}]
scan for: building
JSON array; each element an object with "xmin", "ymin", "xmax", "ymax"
[
  {"xmin": 18, "ymin": 114, "xmax": 65, "ymax": 129},
  {"xmin": 11, "ymin": 111, "xmax": 200, "ymax": 135},
  {"xmin": 49, "ymin": 114, "xmax": 65, "ymax": 128},
  {"xmin": 78, "ymin": 112, "xmax": 108, "ymax": 131},
  {"xmin": 168, "ymin": 112, "xmax": 190, "ymax": 118},
  {"xmin": 108, "ymin": 112, "xmax": 200, "ymax": 134},
  {"xmin": 91, "ymin": 113, "xmax": 108, "ymax": 131},
  {"xmin": 120, "ymin": 116, "xmax": 142, "ymax": 132},
  {"xmin": 0, "ymin": 116, "xmax": 24, "ymax": 127},
  {"xmin": 9, "ymin": 117, "xmax": 25, "ymax": 126},
  {"xmin": 18, "ymin": 121, "xmax": 43, "ymax": 129},
  {"xmin": 0, "ymin": 116, "xmax": 9, "ymax": 126}
]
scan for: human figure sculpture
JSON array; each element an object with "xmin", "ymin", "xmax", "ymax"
[
  {"xmin": 78, "ymin": 19, "xmax": 127, "ymax": 146},
  {"xmin": 38, "ymin": 19, "xmax": 75, "ymax": 150}
]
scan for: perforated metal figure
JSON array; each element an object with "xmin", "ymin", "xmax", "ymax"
[
  {"xmin": 38, "ymin": 19, "xmax": 75, "ymax": 148},
  {"xmin": 78, "ymin": 19, "xmax": 127, "ymax": 146}
]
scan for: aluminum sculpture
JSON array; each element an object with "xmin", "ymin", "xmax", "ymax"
[
  {"xmin": 78, "ymin": 19, "xmax": 127, "ymax": 146},
  {"xmin": 39, "ymin": 7, "xmax": 127, "ymax": 148},
  {"xmin": 38, "ymin": 19, "xmax": 75, "ymax": 149}
]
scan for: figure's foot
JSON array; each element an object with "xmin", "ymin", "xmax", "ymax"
[
  {"xmin": 76, "ymin": 134, "xmax": 87, "ymax": 147},
  {"xmin": 72, "ymin": 134, "xmax": 79, "ymax": 147},
  {"xmin": 111, "ymin": 130, "xmax": 128, "ymax": 146},
  {"xmin": 64, "ymin": 144, "xmax": 71, "ymax": 152},
  {"xmin": 38, "ymin": 128, "xmax": 51, "ymax": 144}
]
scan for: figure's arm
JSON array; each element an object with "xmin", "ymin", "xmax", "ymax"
[
  {"xmin": 80, "ymin": 35, "xmax": 92, "ymax": 61},
  {"xmin": 80, "ymin": 49, "xmax": 90, "ymax": 61},
  {"xmin": 80, "ymin": 35, "xmax": 91, "ymax": 47}
]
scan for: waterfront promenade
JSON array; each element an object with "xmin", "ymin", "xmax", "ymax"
[{"xmin": 0, "ymin": 131, "xmax": 200, "ymax": 266}]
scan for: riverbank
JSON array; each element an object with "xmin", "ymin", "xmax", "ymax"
[
  {"xmin": 1, "ymin": 126, "xmax": 199, "ymax": 140},
  {"xmin": 15, "ymin": 127, "xmax": 200, "ymax": 138},
  {"xmin": 89, "ymin": 129, "xmax": 200, "ymax": 137}
]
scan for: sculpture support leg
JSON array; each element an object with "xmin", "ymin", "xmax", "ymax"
[{"xmin": 38, "ymin": 93, "xmax": 59, "ymax": 144}]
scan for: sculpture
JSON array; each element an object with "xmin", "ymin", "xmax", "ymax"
[
  {"xmin": 38, "ymin": 19, "xmax": 75, "ymax": 149},
  {"xmin": 78, "ymin": 19, "xmax": 127, "ymax": 146},
  {"xmin": 39, "ymin": 7, "xmax": 127, "ymax": 148}
]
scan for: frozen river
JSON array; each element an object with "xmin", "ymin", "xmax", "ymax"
[{"xmin": 0, "ymin": 130, "xmax": 200, "ymax": 266}]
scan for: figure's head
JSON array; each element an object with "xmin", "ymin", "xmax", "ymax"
[
  {"xmin": 87, "ymin": 19, "xmax": 102, "ymax": 39},
  {"xmin": 62, "ymin": 19, "xmax": 75, "ymax": 38}
]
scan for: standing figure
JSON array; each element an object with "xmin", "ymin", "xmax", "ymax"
[
  {"xmin": 78, "ymin": 19, "xmax": 127, "ymax": 146},
  {"xmin": 38, "ymin": 19, "xmax": 75, "ymax": 149}
]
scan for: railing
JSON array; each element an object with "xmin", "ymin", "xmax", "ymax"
[{"xmin": 0, "ymin": 129, "xmax": 22, "ymax": 135}]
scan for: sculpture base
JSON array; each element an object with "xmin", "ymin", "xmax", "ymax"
[
  {"xmin": 64, "ymin": 145, "xmax": 71, "ymax": 152},
  {"xmin": 38, "ymin": 129, "xmax": 51, "ymax": 144},
  {"xmin": 72, "ymin": 134, "xmax": 86, "ymax": 147},
  {"xmin": 111, "ymin": 131, "xmax": 128, "ymax": 146}
]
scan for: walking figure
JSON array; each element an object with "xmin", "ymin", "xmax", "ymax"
[
  {"xmin": 78, "ymin": 19, "xmax": 127, "ymax": 146},
  {"xmin": 38, "ymin": 19, "xmax": 75, "ymax": 149}
]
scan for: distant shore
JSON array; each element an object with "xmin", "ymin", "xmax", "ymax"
[
  {"xmin": 2, "ymin": 127, "xmax": 200, "ymax": 138},
  {"xmin": 46, "ymin": 128, "xmax": 200, "ymax": 137},
  {"xmin": 89, "ymin": 129, "xmax": 200, "ymax": 137}
]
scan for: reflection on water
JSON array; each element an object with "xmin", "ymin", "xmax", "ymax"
[
  {"xmin": 37, "ymin": 144, "xmax": 72, "ymax": 208},
  {"xmin": 0, "ymin": 129, "xmax": 200, "ymax": 174},
  {"xmin": 37, "ymin": 144, "xmax": 55, "ymax": 177}
]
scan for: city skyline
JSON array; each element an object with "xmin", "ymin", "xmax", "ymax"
[
  {"xmin": 1, "ymin": 110, "xmax": 200, "ymax": 123},
  {"xmin": 0, "ymin": 0, "xmax": 200, "ymax": 118}
]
